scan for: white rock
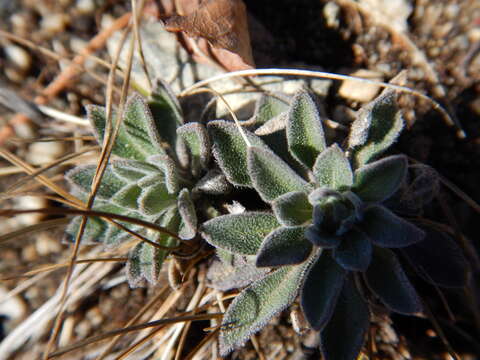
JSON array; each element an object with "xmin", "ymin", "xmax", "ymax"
[
  {"xmin": 26, "ymin": 141, "xmax": 65, "ymax": 165},
  {"xmin": 338, "ymin": 69, "xmax": 383, "ymax": 103},
  {"xmin": 76, "ymin": 0, "xmax": 95, "ymax": 14},
  {"xmin": 4, "ymin": 44, "xmax": 31, "ymax": 71}
]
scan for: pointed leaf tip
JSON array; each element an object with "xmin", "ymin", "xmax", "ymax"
[
  {"xmin": 313, "ymin": 144, "xmax": 353, "ymax": 190},
  {"xmin": 287, "ymin": 90, "xmax": 326, "ymax": 168},
  {"xmin": 256, "ymin": 226, "xmax": 312, "ymax": 267},
  {"xmin": 354, "ymin": 155, "xmax": 407, "ymax": 203},
  {"xmin": 247, "ymin": 146, "xmax": 312, "ymax": 202}
]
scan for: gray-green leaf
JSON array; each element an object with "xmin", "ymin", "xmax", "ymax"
[
  {"xmin": 201, "ymin": 212, "xmax": 279, "ymax": 255},
  {"xmin": 138, "ymin": 183, "xmax": 176, "ymax": 216},
  {"xmin": 177, "ymin": 188, "xmax": 197, "ymax": 240},
  {"xmin": 208, "ymin": 120, "xmax": 267, "ymax": 186},
  {"xmin": 320, "ymin": 278, "xmax": 370, "ymax": 360},
  {"xmin": 348, "ymin": 90, "xmax": 404, "ymax": 168},
  {"xmin": 353, "ymin": 155, "xmax": 407, "ymax": 203},
  {"xmin": 248, "ymin": 146, "xmax": 312, "ymax": 202},
  {"xmin": 313, "ymin": 144, "xmax": 353, "ymax": 190},
  {"xmin": 333, "ymin": 228, "xmax": 372, "ymax": 271},
  {"xmin": 256, "ymin": 226, "xmax": 312, "ymax": 267},
  {"xmin": 272, "ymin": 191, "xmax": 312, "ymax": 226},
  {"xmin": 219, "ymin": 263, "xmax": 309, "ymax": 356},
  {"xmin": 177, "ymin": 122, "xmax": 210, "ymax": 174},
  {"xmin": 301, "ymin": 253, "xmax": 346, "ymax": 330},
  {"xmin": 287, "ymin": 90, "xmax": 326, "ymax": 168},
  {"xmin": 361, "ymin": 205, "xmax": 425, "ymax": 248},
  {"xmin": 365, "ymin": 247, "xmax": 423, "ymax": 315}
]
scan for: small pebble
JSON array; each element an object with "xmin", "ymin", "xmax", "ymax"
[
  {"xmin": 339, "ymin": 69, "xmax": 383, "ymax": 102},
  {"xmin": 4, "ymin": 44, "xmax": 32, "ymax": 72},
  {"xmin": 76, "ymin": 0, "xmax": 95, "ymax": 14},
  {"xmin": 41, "ymin": 13, "xmax": 69, "ymax": 35},
  {"xmin": 26, "ymin": 141, "xmax": 65, "ymax": 165},
  {"xmin": 14, "ymin": 196, "xmax": 48, "ymax": 226},
  {"xmin": 36, "ymin": 233, "xmax": 62, "ymax": 256}
]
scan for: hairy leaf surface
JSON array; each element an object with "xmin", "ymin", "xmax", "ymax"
[
  {"xmin": 313, "ymin": 144, "xmax": 353, "ymax": 190},
  {"xmin": 256, "ymin": 226, "xmax": 312, "ymax": 267},
  {"xmin": 272, "ymin": 191, "xmax": 312, "ymax": 226},
  {"xmin": 353, "ymin": 155, "xmax": 407, "ymax": 203},
  {"xmin": 201, "ymin": 212, "xmax": 279, "ymax": 255},
  {"xmin": 287, "ymin": 91, "xmax": 326, "ymax": 168},
  {"xmin": 333, "ymin": 228, "xmax": 372, "ymax": 271},
  {"xmin": 248, "ymin": 146, "xmax": 312, "ymax": 202}
]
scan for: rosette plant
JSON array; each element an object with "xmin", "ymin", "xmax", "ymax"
[
  {"xmin": 201, "ymin": 89, "xmax": 468, "ymax": 359},
  {"xmin": 65, "ymin": 80, "xmax": 229, "ymax": 287}
]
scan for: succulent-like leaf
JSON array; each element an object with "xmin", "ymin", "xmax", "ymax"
[
  {"xmin": 112, "ymin": 160, "xmax": 159, "ymax": 181},
  {"xmin": 313, "ymin": 144, "xmax": 353, "ymax": 190},
  {"xmin": 301, "ymin": 253, "xmax": 346, "ymax": 330},
  {"xmin": 126, "ymin": 207, "xmax": 179, "ymax": 287},
  {"xmin": 207, "ymin": 254, "xmax": 269, "ymax": 291},
  {"xmin": 219, "ymin": 262, "xmax": 310, "ymax": 356},
  {"xmin": 348, "ymin": 90, "xmax": 404, "ymax": 168},
  {"xmin": 138, "ymin": 182, "xmax": 176, "ymax": 216},
  {"xmin": 201, "ymin": 212, "xmax": 279, "ymax": 255},
  {"xmin": 65, "ymin": 215, "xmax": 108, "ymax": 244},
  {"xmin": 208, "ymin": 120, "xmax": 268, "ymax": 186},
  {"xmin": 272, "ymin": 191, "xmax": 312, "ymax": 226},
  {"xmin": 361, "ymin": 205, "xmax": 425, "ymax": 248},
  {"xmin": 66, "ymin": 164, "xmax": 126, "ymax": 199},
  {"xmin": 248, "ymin": 146, "xmax": 312, "ymax": 202},
  {"xmin": 304, "ymin": 225, "xmax": 340, "ymax": 248},
  {"xmin": 86, "ymin": 105, "xmax": 146, "ymax": 161},
  {"xmin": 177, "ymin": 122, "xmax": 210, "ymax": 174},
  {"xmin": 194, "ymin": 169, "xmax": 231, "ymax": 195},
  {"xmin": 251, "ymin": 94, "xmax": 289, "ymax": 128},
  {"xmin": 148, "ymin": 78, "xmax": 183, "ymax": 150},
  {"xmin": 256, "ymin": 226, "xmax": 312, "ymax": 267},
  {"xmin": 333, "ymin": 228, "xmax": 372, "ymax": 271},
  {"xmin": 353, "ymin": 155, "xmax": 407, "ymax": 203},
  {"xmin": 402, "ymin": 228, "xmax": 468, "ymax": 288},
  {"xmin": 122, "ymin": 93, "xmax": 167, "ymax": 157},
  {"xmin": 146, "ymin": 155, "xmax": 179, "ymax": 194},
  {"xmin": 320, "ymin": 278, "xmax": 370, "ymax": 360},
  {"xmin": 365, "ymin": 247, "xmax": 423, "ymax": 315},
  {"xmin": 286, "ymin": 90, "xmax": 326, "ymax": 168},
  {"xmin": 177, "ymin": 188, "xmax": 197, "ymax": 240},
  {"xmin": 111, "ymin": 183, "xmax": 143, "ymax": 209}
]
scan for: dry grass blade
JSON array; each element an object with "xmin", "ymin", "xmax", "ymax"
[
  {"xmin": 0, "ymin": 217, "xmax": 69, "ymax": 245},
  {"xmin": 48, "ymin": 313, "xmax": 223, "ymax": 359},
  {"xmin": 0, "ymin": 257, "xmax": 128, "ymax": 281},
  {"xmin": 0, "ymin": 148, "xmax": 83, "ymax": 206},
  {"xmin": 6, "ymin": 136, "xmax": 95, "ymax": 144},
  {"xmin": 180, "ymin": 68, "xmax": 464, "ymax": 138},
  {"xmin": 95, "ymin": 285, "xmax": 170, "ymax": 360},
  {"xmin": 7, "ymin": 146, "xmax": 99, "ymax": 192}
]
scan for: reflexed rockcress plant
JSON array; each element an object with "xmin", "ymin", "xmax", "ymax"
[{"xmin": 65, "ymin": 82, "xmax": 468, "ymax": 360}]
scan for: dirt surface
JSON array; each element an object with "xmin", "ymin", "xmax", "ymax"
[{"xmin": 0, "ymin": 0, "xmax": 479, "ymax": 359}]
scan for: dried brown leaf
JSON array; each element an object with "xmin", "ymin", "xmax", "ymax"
[{"xmin": 164, "ymin": 0, "xmax": 254, "ymax": 70}]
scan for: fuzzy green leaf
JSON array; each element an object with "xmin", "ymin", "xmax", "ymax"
[
  {"xmin": 301, "ymin": 254, "xmax": 346, "ymax": 330},
  {"xmin": 361, "ymin": 205, "xmax": 425, "ymax": 248},
  {"xmin": 138, "ymin": 183, "xmax": 176, "ymax": 216},
  {"xmin": 194, "ymin": 169, "xmax": 231, "ymax": 195},
  {"xmin": 122, "ymin": 93, "xmax": 164, "ymax": 157},
  {"xmin": 287, "ymin": 90, "xmax": 326, "ymax": 168},
  {"xmin": 353, "ymin": 155, "xmax": 407, "ymax": 203},
  {"xmin": 313, "ymin": 144, "xmax": 353, "ymax": 190},
  {"xmin": 219, "ymin": 263, "xmax": 309, "ymax": 356},
  {"xmin": 320, "ymin": 278, "xmax": 370, "ymax": 360},
  {"xmin": 66, "ymin": 164, "xmax": 126, "ymax": 200},
  {"xmin": 252, "ymin": 94, "xmax": 289, "ymax": 127},
  {"xmin": 146, "ymin": 155, "xmax": 179, "ymax": 194},
  {"xmin": 111, "ymin": 183, "xmax": 143, "ymax": 209},
  {"xmin": 208, "ymin": 120, "xmax": 268, "ymax": 186},
  {"xmin": 366, "ymin": 247, "xmax": 423, "ymax": 315},
  {"xmin": 177, "ymin": 122, "xmax": 210, "ymax": 174},
  {"xmin": 348, "ymin": 90, "xmax": 404, "ymax": 168},
  {"xmin": 272, "ymin": 191, "xmax": 312, "ymax": 226},
  {"xmin": 256, "ymin": 226, "xmax": 312, "ymax": 267},
  {"xmin": 177, "ymin": 188, "xmax": 197, "ymax": 240},
  {"xmin": 86, "ymin": 105, "xmax": 146, "ymax": 161},
  {"xmin": 111, "ymin": 160, "xmax": 159, "ymax": 181},
  {"xmin": 65, "ymin": 215, "xmax": 108, "ymax": 244},
  {"xmin": 126, "ymin": 207, "xmax": 179, "ymax": 287},
  {"xmin": 333, "ymin": 228, "xmax": 372, "ymax": 271},
  {"xmin": 201, "ymin": 212, "xmax": 280, "ymax": 255},
  {"xmin": 148, "ymin": 78, "xmax": 183, "ymax": 150},
  {"xmin": 248, "ymin": 146, "xmax": 312, "ymax": 202}
]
